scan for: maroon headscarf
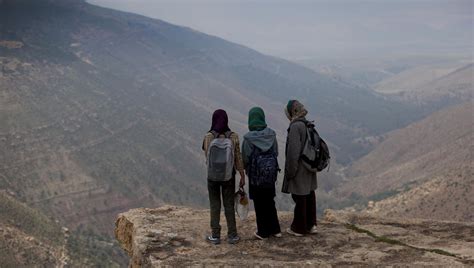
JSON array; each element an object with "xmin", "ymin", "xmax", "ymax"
[{"xmin": 210, "ymin": 109, "xmax": 231, "ymax": 134}]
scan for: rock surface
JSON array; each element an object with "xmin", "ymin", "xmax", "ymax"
[{"xmin": 115, "ymin": 205, "xmax": 474, "ymax": 267}]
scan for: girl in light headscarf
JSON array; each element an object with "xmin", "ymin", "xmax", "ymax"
[{"xmin": 282, "ymin": 100, "xmax": 318, "ymax": 236}]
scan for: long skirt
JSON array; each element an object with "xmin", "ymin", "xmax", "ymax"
[
  {"xmin": 290, "ymin": 190, "xmax": 316, "ymax": 234},
  {"xmin": 251, "ymin": 186, "xmax": 281, "ymax": 238}
]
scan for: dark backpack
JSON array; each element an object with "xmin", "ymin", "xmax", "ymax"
[
  {"xmin": 248, "ymin": 147, "xmax": 279, "ymax": 188},
  {"xmin": 297, "ymin": 120, "xmax": 331, "ymax": 172}
]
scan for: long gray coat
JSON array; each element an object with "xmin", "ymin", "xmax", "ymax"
[{"xmin": 282, "ymin": 119, "xmax": 317, "ymax": 195}]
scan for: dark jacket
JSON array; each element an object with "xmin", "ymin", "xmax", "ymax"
[
  {"xmin": 242, "ymin": 127, "xmax": 278, "ymax": 199},
  {"xmin": 242, "ymin": 128, "xmax": 278, "ymax": 169},
  {"xmin": 282, "ymin": 119, "xmax": 317, "ymax": 195}
]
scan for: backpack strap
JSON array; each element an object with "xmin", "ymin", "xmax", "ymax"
[
  {"xmin": 224, "ymin": 131, "xmax": 233, "ymax": 139},
  {"xmin": 288, "ymin": 118, "xmax": 307, "ymax": 127},
  {"xmin": 210, "ymin": 130, "xmax": 233, "ymax": 139},
  {"xmin": 289, "ymin": 119, "xmax": 319, "ymax": 154},
  {"xmin": 209, "ymin": 130, "xmax": 219, "ymax": 139}
]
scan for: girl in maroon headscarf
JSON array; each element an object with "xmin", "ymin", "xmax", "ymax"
[{"xmin": 202, "ymin": 109, "xmax": 245, "ymax": 245}]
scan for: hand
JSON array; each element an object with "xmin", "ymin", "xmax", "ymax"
[{"xmin": 239, "ymin": 176, "xmax": 245, "ymax": 187}]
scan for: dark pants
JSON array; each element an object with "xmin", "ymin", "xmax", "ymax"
[
  {"xmin": 208, "ymin": 178, "xmax": 237, "ymax": 238},
  {"xmin": 252, "ymin": 187, "xmax": 281, "ymax": 237},
  {"xmin": 291, "ymin": 190, "xmax": 316, "ymax": 234}
]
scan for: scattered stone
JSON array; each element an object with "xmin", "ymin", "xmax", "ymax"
[
  {"xmin": 151, "ymin": 252, "xmax": 169, "ymax": 260},
  {"xmin": 145, "ymin": 232, "xmax": 156, "ymax": 237},
  {"xmin": 165, "ymin": 233, "xmax": 178, "ymax": 238},
  {"xmin": 367, "ymin": 201, "xmax": 375, "ymax": 209},
  {"xmin": 0, "ymin": 40, "xmax": 24, "ymax": 49},
  {"xmin": 171, "ymin": 241, "xmax": 182, "ymax": 247}
]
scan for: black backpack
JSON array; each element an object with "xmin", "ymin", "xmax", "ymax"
[
  {"xmin": 248, "ymin": 147, "xmax": 279, "ymax": 188},
  {"xmin": 297, "ymin": 120, "xmax": 331, "ymax": 172}
]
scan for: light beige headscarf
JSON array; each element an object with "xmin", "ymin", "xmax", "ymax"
[{"xmin": 284, "ymin": 100, "xmax": 308, "ymax": 122}]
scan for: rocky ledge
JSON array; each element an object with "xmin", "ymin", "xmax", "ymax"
[{"xmin": 115, "ymin": 205, "xmax": 474, "ymax": 267}]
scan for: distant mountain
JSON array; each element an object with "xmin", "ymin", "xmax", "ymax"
[
  {"xmin": 336, "ymin": 103, "xmax": 473, "ymax": 221},
  {"xmin": 374, "ymin": 62, "xmax": 473, "ymax": 104},
  {"xmin": 0, "ymin": 0, "xmax": 424, "ymax": 240},
  {"xmin": 296, "ymin": 56, "xmax": 468, "ymax": 89}
]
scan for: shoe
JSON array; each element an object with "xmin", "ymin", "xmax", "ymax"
[
  {"xmin": 309, "ymin": 225, "xmax": 317, "ymax": 234},
  {"xmin": 254, "ymin": 232, "xmax": 267, "ymax": 240},
  {"xmin": 206, "ymin": 235, "xmax": 221, "ymax": 245},
  {"xmin": 273, "ymin": 232, "xmax": 282, "ymax": 238},
  {"xmin": 227, "ymin": 235, "xmax": 240, "ymax": 244},
  {"xmin": 286, "ymin": 228, "xmax": 303, "ymax": 237}
]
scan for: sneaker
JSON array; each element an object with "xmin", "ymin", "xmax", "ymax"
[
  {"xmin": 286, "ymin": 228, "xmax": 303, "ymax": 237},
  {"xmin": 273, "ymin": 232, "xmax": 282, "ymax": 238},
  {"xmin": 254, "ymin": 232, "xmax": 267, "ymax": 240},
  {"xmin": 309, "ymin": 225, "xmax": 317, "ymax": 234},
  {"xmin": 227, "ymin": 235, "xmax": 240, "ymax": 244},
  {"xmin": 206, "ymin": 236, "xmax": 221, "ymax": 245}
]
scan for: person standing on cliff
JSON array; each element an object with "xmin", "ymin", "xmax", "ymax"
[
  {"xmin": 202, "ymin": 109, "xmax": 245, "ymax": 245},
  {"xmin": 282, "ymin": 100, "xmax": 318, "ymax": 236},
  {"xmin": 241, "ymin": 107, "xmax": 282, "ymax": 240}
]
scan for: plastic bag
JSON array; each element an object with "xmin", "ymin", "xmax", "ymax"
[{"xmin": 235, "ymin": 187, "xmax": 249, "ymax": 221}]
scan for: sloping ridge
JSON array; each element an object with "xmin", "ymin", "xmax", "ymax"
[
  {"xmin": 366, "ymin": 172, "xmax": 473, "ymax": 222},
  {"xmin": 424, "ymin": 63, "xmax": 473, "ymax": 100},
  {"xmin": 338, "ymin": 102, "xmax": 473, "ymax": 221},
  {"xmin": 374, "ymin": 62, "xmax": 473, "ymax": 102}
]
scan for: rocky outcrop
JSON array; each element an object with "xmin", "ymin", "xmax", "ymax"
[{"xmin": 115, "ymin": 205, "xmax": 474, "ymax": 267}]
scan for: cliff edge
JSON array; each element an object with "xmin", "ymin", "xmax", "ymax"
[{"xmin": 115, "ymin": 205, "xmax": 474, "ymax": 267}]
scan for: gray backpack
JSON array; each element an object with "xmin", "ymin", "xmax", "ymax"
[
  {"xmin": 207, "ymin": 131, "xmax": 234, "ymax": 181},
  {"xmin": 299, "ymin": 121, "xmax": 330, "ymax": 172}
]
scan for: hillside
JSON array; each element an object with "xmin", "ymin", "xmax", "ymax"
[
  {"xmin": 115, "ymin": 205, "xmax": 474, "ymax": 267},
  {"xmin": 336, "ymin": 102, "xmax": 473, "ymax": 221},
  {"xmin": 366, "ymin": 173, "xmax": 473, "ymax": 222},
  {"xmin": 374, "ymin": 62, "xmax": 473, "ymax": 103},
  {"xmin": 0, "ymin": 191, "xmax": 65, "ymax": 267},
  {"xmin": 0, "ymin": 190, "xmax": 127, "ymax": 267}
]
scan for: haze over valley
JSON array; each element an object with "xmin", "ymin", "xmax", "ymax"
[{"xmin": 0, "ymin": 0, "xmax": 472, "ymax": 266}]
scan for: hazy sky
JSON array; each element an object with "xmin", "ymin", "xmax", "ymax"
[{"xmin": 87, "ymin": 0, "xmax": 473, "ymax": 60}]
